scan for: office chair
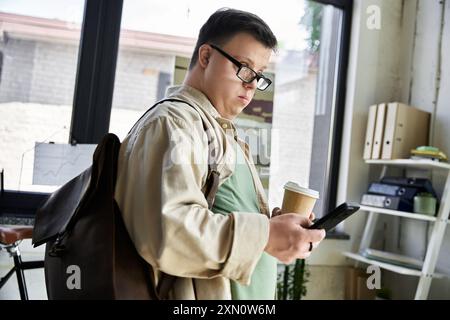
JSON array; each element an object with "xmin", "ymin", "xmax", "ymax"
[{"xmin": 0, "ymin": 226, "xmax": 44, "ymax": 300}]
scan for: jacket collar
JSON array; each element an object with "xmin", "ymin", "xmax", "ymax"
[{"xmin": 167, "ymin": 85, "xmax": 238, "ymax": 139}]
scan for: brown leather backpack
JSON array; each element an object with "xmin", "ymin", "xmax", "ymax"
[{"xmin": 32, "ymin": 99, "xmax": 220, "ymax": 299}]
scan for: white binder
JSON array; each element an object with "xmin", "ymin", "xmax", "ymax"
[
  {"xmin": 363, "ymin": 104, "xmax": 377, "ymax": 159},
  {"xmin": 381, "ymin": 102, "xmax": 430, "ymax": 159},
  {"xmin": 371, "ymin": 103, "xmax": 387, "ymax": 159}
]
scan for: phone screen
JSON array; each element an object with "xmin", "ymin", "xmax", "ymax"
[{"xmin": 308, "ymin": 202, "xmax": 360, "ymax": 231}]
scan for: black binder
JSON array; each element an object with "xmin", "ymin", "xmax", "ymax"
[
  {"xmin": 361, "ymin": 194, "xmax": 413, "ymax": 212},
  {"xmin": 367, "ymin": 182, "xmax": 419, "ymax": 201},
  {"xmin": 380, "ymin": 177, "xmax": 437, "ymax": 199}
]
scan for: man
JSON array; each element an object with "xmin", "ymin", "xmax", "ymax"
[{"xmin": 115, "ymin": 8, "xmax": 326, "ymax": 300}]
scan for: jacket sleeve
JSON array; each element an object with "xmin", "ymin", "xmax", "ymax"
[{"xmin": 116, "ymin": 114, "xmax": 270, "ymax": 285}]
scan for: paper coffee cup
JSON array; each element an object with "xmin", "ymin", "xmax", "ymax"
[{"xmin": 281, "ymin": 181, "xmax": 319, "ymax": 217}]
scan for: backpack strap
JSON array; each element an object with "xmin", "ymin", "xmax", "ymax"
[
  {"xmin": 129, "ymin": 98, "xmax": 220, "ymax": 208},
  {"xmin": 133, "ymin": 98, "xmax": 221, "ymax": 299}
]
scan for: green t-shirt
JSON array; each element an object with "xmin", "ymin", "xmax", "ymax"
[{"xmin": 212, "ymin": 143, "xmax": 277, "ymax": 300}]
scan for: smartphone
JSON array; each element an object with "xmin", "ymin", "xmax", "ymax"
[{"xmin": 308, "ymin": 202, "xmax": 360, "ymax": 231}]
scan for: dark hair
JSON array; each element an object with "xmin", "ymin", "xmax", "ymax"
[{"xmin": 189, "ymin": 8, "xmax": 278, "ymax": 70}]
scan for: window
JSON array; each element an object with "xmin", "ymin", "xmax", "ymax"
[
  {"xmin": 108, "ymin": 0, "xmax": 197, "ymax": 140},
  {"xmin": 0, "ymin": 0, "xmax": 351, "ymax": 222},
  {"xmin": 109, "ymin": 0, "xmax": 352, "ymax": 218},
  {"xmin": 269, "ymin": 1, "xmax": 346, "ymax": 217},
  {"xmin": 0, "ymin": 51, "xmax": 3, "ymax": 84},
  {"xmin": 0, "ymin": 1, "xmax": 85, "ymax": 193}
]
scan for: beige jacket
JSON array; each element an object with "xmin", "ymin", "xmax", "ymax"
[{"xmin": 114, "ymin": 85, "xmax": 271, "ymax": 299}]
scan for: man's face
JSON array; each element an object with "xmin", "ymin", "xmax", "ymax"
[{"xmin": 201, "ymin": 33, "xmax": 272, "ymax": 120}]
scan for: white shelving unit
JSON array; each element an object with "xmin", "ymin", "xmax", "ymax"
[{"xmin": 343, "ymin": 159, "xmax": 450, "ymax": 300}]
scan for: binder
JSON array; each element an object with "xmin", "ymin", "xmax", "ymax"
[
  {"xmin": 361, "ymin": 194, "xmax": 413, "ymax": 211},
  {"xmin": 381, "ymin": 103, "xmax": 430, "ymax": 159},
  {"xmin": 381, "ymin": 176, "xmax": 438, "ymax": 201},
  {"xmin": 367, "ymin": 182, "xmax": 420, "ymax": 201},
  {"xmin": 371, "ymin": 103, "xmax": 387, "ymax": 159},
  {"xmin": 363, "ymin": 104, "xmax": 377, "ymax": 159}
]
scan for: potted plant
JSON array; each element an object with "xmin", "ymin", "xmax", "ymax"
[{"xmin": 277, "ymin": 259, "xmax": 310, "ymax": 300}]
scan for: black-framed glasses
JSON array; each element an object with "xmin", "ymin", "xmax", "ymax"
[{"xmin": 209, "ymin": 44, "xmax": 272, "ymax": 91}]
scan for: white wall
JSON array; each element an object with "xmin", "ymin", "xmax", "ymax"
[
  {"xmin": 336, "ymin": 0, "xmax": 450, "ymax": 299},
  {"xmin": 390, "ymin": 0, "xmax": 450, "ymax": 300},
  {"xmin": 338, "ymin": 0, "xmax": 411, "ymax": 250}
]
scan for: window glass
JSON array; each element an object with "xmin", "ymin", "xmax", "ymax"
[
  {"xmin": 0, "ymin": 0, "xmax": 85, "ymax": 192},
  {"xmin": 110, "ymin": 0, "xmax": 343, "ymax": 217}
]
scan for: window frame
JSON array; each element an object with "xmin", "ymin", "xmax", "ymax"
[
  {"xmin": 70, "ymin": 0, "xmax": 124, "ymax": 144},
  {"xmin": 0, "ymin": 0, "xmax": 125, "ymax": 220},
  {"xmin": 310, "ymin": 0, "xmax": 353, "ymax": 217}
]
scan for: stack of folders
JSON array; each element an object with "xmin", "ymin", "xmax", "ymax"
[
  {"xmin": 360, "ymin": 177, "xmax": 438, "ymax": 212},
  {"xmin": 363, "ymin": 103, "xmax": 431, "ymax": 160}
]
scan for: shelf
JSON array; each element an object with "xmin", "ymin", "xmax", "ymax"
[
  {"xmin": 365, "ymin": 159, "xmax": 450, "ymax": 171},
  {"xmin": 359, "ymin": 205, "xmax": 438, "ymax": 222},
  {"xmin": 360, "ymin": 157, "xmax": 450, "ymax": 299},
  {"xmin": 343, "ymin": 252, "xmax": 445, "ymax": 278}
]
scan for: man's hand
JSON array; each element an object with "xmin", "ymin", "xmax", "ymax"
[{"xmin": 265, "ymin": 210, "xmax": 325, "ymax": 264}]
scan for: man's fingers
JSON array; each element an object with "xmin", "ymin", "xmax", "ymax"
[
  {"xmin": 308, "ymin": 228, "xmax": 326, "ymax": 243},
  {"xmin": 296, "ymin": 216, "xmax": 312, "ymax": 227},
  {"xmin": 280, "ymin": 252, "xmax": 311, "ymax": 264},
  {"xmin": 309, "ymin": 212, "xmax": 315, "ymax": 221},
  {"xmin": 271, "ymin": 207, "xmax": 282, "ymax": 218},
  {"xmin": 298, "ymin": 251, "xmax": 312, "ymax": 259}
]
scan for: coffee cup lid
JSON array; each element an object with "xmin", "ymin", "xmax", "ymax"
[{"xmin": 284, "ymin": 182, "xmax": 319, "ymax": 199}]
